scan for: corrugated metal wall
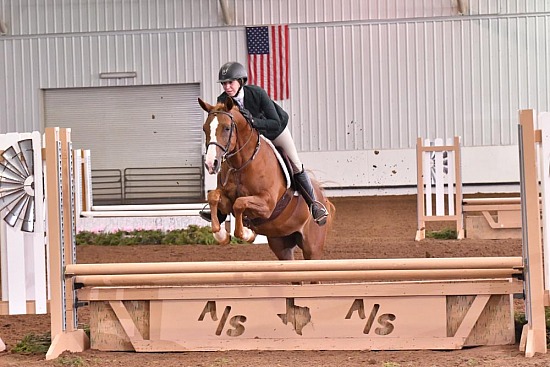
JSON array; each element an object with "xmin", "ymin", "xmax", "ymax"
[
  {"xmin": 290, "ymin": 13, "xmax": 550, "ymax": 151},
  {"xmin": 1, "ymin": 0, "xmax": 549, "ymax": 35},
  {"xmin": 0, "ymin": 28, "xmax": 246, "ymax": 133},
  {"xmin": 0, "ymin": 0, "xmax": 549, "ymax": 189}
]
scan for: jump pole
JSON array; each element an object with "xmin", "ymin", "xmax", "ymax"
[
  {"xmin": 72, "ymin": 267, "xmax": 522, "ymax": 286},
  {"xmin": 65, "ymin": 256, "xmax": 522, "ymax": 275}
]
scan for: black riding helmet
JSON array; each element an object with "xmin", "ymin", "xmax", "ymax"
[{"xmin": 217, "ymin": 62, "xmax": 248, "ymax": 85}]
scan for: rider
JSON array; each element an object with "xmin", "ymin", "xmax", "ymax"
[{"xmin": 200, "ymin": 61, "xmax": 329, "ymax": 226}]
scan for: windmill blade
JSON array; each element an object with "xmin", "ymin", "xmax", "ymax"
[
  {"xmin": 21, "ymin": 197, "xmax": 35, "ymax": 232},
  {"xmin": 0, "ymin": 162, "xmax": 26, "ymax": 183},
  {"xmin": 4, "ymin": 195, "xmax": 28, "ymax": 227},
  {"xmin": 2, "ymin": 146, "xmax": 28, "ymax": 178},
  {"xmin": 18, "ymin": 139, "xmax": 34, "ymax": 175},
  {"xmin": 0, "ymin": 180, "xmax": 24, "ymax": 193},
  {"xmin": 0, "ymin": 188, "xmax": 25, "ymax": 211}
]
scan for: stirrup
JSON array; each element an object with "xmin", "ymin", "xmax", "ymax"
[
  {"xmin": 199, "ymin": 205, "xmax": 228, "ymax": 223},
  {"xmin": 199, "ymin": 204, "xmax": 212, "ymax": 222},
  {"xmin": 310, "ymin": 201, "xmax": 328, "ymax": 226}
]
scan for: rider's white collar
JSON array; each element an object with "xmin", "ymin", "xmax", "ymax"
[{"xmin": 233, "ymin": 88, "xmax": 245, "ymax": 108}]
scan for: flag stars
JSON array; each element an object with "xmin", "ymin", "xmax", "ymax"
[{"xmin": 246, "ymin": 27, "xmax": 270, "ymax": 54}]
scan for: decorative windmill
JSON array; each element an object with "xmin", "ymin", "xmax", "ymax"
[{"xmin": 0, "ymin": 139, "xmax": 36, "ymax": 232}]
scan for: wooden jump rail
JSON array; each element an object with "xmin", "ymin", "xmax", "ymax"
[
  {"xmin": 66, "ymin": 257, "xmax": 524, "ymax": 286},
  {"xmin": 463, "ymin": 197, "xmax": 522, "ymax": 205},
  {"xmin": 65, "ymin": 257, "xmax": 523, "ymax": 275},
  {"xmin": 66, "ymin": 257, "xmax": 523, "ymax": 286}
]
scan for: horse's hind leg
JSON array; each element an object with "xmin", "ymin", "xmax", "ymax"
[
  {"xmin": 268, "ymin": 237, "xmax": 296, "ymax": 260},
  {"xmin": 300, "ymin": 221, "xmax": 328, "ymax": 260}
]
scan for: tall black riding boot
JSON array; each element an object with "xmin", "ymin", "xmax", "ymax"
[
  {"xmin": 293, "ymin": 169, "xmax": 328, "ymax": 226},
  {"xmin": 199, "ymin": 205, "xmax": 228, "ymax": 223}
]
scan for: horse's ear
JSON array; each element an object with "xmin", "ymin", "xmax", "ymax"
[
  {"xmin": 224, "ymin": 97, "xmax": 235, "ymax": 111},
  {"xmin": 198, "ymin": 98, "xmax": 212, "ymax": 112}
]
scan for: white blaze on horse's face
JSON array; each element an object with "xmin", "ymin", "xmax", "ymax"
[{"xmin": 204, "ymin": 115, "xmax": 221, "ymax": 174}]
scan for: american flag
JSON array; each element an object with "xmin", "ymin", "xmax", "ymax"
[{"xmin": 246, "ymin": 25, "xmax": 289, "ymax": 101}]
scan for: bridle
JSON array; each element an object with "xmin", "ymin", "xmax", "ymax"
[
  {"xmin": 206, "ymin": 110, "xmax": 261, "ymax": 184},
  {"xmin": 206, "ymin": 111, "xmax": 236, "ymax": 156}
]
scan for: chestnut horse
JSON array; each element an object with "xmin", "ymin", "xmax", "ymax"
[{"xmin": 199, "ymin": 97, "xmax": 333, "ymax": 260}]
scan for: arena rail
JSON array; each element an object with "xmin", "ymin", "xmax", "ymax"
[{"xmin": 0, "ymin": 112, "xmax": 548, "ymax": 359}]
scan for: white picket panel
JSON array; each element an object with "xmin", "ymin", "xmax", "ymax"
[
  {"xmin": 433, "ymin": 138, "xmax": 445, "ymax": 216},
  {"xmin": 422, "ymin": 140, "xmax": 433, "ymax": 217},
  {"xmin": 416, "ymin": 136, "xmax": 463, "ymax": 240}
]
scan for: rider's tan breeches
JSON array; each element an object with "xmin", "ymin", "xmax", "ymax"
[{"xmin": 272, "ymin": 127, "xmax": 303, "ymax": 174}]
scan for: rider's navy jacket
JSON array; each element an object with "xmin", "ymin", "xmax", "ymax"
[{"xmin": 217, "ymin": 84, "xmax": 289, "ymax": 141}]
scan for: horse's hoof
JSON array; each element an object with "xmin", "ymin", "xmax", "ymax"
[
  {"xmin": 242, "ymin": 228, "xmax": 257, "ymax": 243},
  {"xmin": 214, "ymin": 230, "xmax": 231, "ymax": 245},
  {"xmin": 218, "ymin": 235, "xmax": 231, "ymax": 246}
]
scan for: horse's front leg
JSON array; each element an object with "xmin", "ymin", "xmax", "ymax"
[
  {"xmin": 207, "ymin": 189, "xmax": 231, "ymax": 245},
  {"xmin": 232, "ymin": 195, "xmax": 274, "ymax": 243}
]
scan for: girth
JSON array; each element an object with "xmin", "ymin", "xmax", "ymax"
[{"xmin": 245, "ymin": 188, "xmax": 294, "ymax": 227}]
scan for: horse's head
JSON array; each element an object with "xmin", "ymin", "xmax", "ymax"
[{"xmin": 199, "ymin": 97, "xmax": 241, "ymax": 175}]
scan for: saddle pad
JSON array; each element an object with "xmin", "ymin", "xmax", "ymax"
[{"xmin": 261, "ymin": 136, "xmax": 291, "ymax": 189}]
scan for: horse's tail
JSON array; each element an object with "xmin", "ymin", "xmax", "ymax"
[
  {"xmin": 313, "ymin": 177, "xmax": 335, "ymax": 230},
  {"xmin": 325, "ymin": 197, "xmax": 336, "ymax": 229}
]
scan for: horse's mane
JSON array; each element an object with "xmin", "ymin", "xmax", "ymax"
[
  {"xmin": 214, "ymin": 98, "xmax": 240, "ymax": 115},
  {"xmin": 213, "ymin": 98, "xmax": 253, "ymax": 129}
]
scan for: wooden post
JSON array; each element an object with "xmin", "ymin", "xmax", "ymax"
[
  {"xmin": 538, "ymin": 111, "xmax": 550, "ymax": 303},
  {"xmin": 44, "ymin": 127, "xmax": 89, "ymax": 360},
  {"xmin": 518, "ymin": 110, "xmax": 547, "ymax": 357},
  {"xmin": 45, "ymin": 127, "xmax": 64, "ymax": 341}
]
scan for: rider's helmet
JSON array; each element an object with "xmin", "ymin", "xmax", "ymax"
[{"xmin": 217, "ymin": 62, "xmax": 248, "ymax": 85}]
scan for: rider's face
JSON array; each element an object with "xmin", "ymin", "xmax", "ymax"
[{"xmin": 221, "ymin": 80, "xmax": 240, "ymax": 97}]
